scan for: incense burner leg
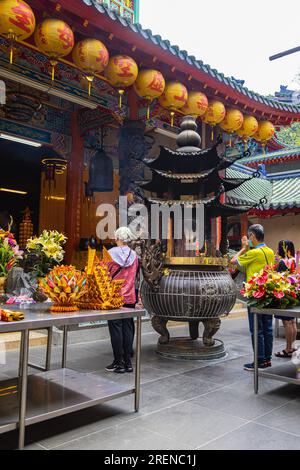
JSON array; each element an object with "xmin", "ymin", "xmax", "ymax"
[
  {"xmin": 189, "ymin": 321, "xmax": 200, "ymax": 340},
  {"xmin": 202, "ymin": 318, "xmax": 221, "ymax": 347},
  {"xmin": 151, "ymin": 316, "xmax": 170, "ymax": 345}
]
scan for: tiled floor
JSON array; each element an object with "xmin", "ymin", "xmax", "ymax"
[{"xmin": 0, "ymin": 317, "xmax": 300, "ymax": 450}]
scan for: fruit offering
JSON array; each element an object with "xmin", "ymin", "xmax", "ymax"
[
  {"xmin": 78, "ymin": 248, "xmax": 125, "ymax": 310},
  {"xmin": 39, "ymin": 265, "xmax": 87, "ymax": 313},
  {"xmin": 0, "ymin": 309, "xmax": 25, "ymax": 322}
]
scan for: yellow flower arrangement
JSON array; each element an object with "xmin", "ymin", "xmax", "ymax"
[{"xmin": 26, "ymin": 230, "xmax": 67, "ymax": 277}]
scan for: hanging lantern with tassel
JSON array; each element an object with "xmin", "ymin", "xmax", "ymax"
[
  {"xmin": 0, "ymin": 0, "xmax": 35, "ymax": 64},
  {"xmin": 181, "ymin": 91, "xmax": 208, "ymax": 118},
  {"xmin": 202, "ymin": 100, "xmax": 226, "ymax": 141},
  {"xmin": 34, "ymin": 18, "xmax": 74, "ymax": 83},
  {"xmin": 105, "ymin": 55, "xmax": 138, "ymax": 108},
  {"xmin": 134, "ymin": 69, "xmax": 165, "ymax": 120},
  {"xmin": 158, "ymin": 81, "xmax": 188, "ymax": 126},
  {"xmin": 236, "ymin": 115, "xmax": 259, "ymax": 149},
  {"xmin": 72, "ymin": 38, "xmax": 109, "ymax": 96},
  {"xmin": 253, "ymin": 120, "xmax": 275, "ymax": 153},
  {"xmin": 219, "ymin": 108, "xmax": 244, "ymax": 146}
]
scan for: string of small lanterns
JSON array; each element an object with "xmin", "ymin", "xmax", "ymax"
[{"xmin": 0, "ymin": 0, "xmax": 277, "ymax": 151}]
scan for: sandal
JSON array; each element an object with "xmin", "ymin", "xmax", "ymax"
[{"xmin": 275, "ymin": 349, "xmax": 296, "ymax": 358}]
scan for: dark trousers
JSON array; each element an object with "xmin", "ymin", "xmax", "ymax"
[
  {"xmin": 248, "ymin": 307, "xmax": 273, "ymax": 362},
  {"xmin": 108, "ymin": 303, "xmax": 135, "ymax": 364}
]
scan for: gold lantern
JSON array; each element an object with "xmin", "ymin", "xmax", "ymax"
[
  {"xmin": 34, "ymin": 18, "xmax": 74, "ymax": 83},
  {"xmin": 0, "ymin": 0, "xmax": 35, "ymax": 64},
  {"xmin": 181, "ymin": 91, "xmax": 208, "ymax": 118},
  {"xmin": 134, "ymin": 69, "xmax": 165, "ymax": 120},
  {"xmin": 158, "ymin": 81, "xmax": 188, "ymax": 126},
  {"xmin": 105, "ymin": 55, "xmax": 138, "ymax": 108},
  {"xmin": 253, "ymin": 120, "xmax": 275, "ymax": 152},
  {"xmin": 236, "ymin": 115, "xmax": 259, "ymax": 148},
  {"xmin": 202, "ymin": 100, "xmax": 226, "ymax": 140},
  {"xmin": 219, "ymin": 108, "xmax": 244, "ymax": 146},
  {"xmin": 72, "ymin": 38, "xmax": 109, "ymax": 96}
]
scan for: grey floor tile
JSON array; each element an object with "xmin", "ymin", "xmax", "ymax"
[
  {"xmin": 191, "ymin": 377, "xmax": 298, "ymax": 420},
  {"xmin": 255, "ymin": 400, "xmax": 300, "ymax": 436},
  {"xmin": 108, "ymin": 388, "xmax": 182, "ymax": 421},
  {"xmin": 136, "ymin": 401, "xmax": 246, "ymax": 448},
  {"xmin": 53, "ymin": 420, "xmax": 193, "ymax": 450},
  {"xmin": 228, "ymin": 375, "xmax": 300, "ymax": 402},
  {"xmin": 143, "ymin": 355, "xmax": 206, "ymax": 373},
  {"xmin": 183, "ymin": 362, "xmax": 247, "ymax": 386},
  {"xmin": 200, "ymin": 422, "xmax": 300, "ymax": 450},
  {"xmin": 142, "ymin": 373, "xmax": 220, "ymax": 401},
  {"xmin": 24, "ymin": 443, "xmax": 48, "ymax": 450}
]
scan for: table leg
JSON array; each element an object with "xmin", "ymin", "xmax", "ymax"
[
  {"xmin": 62, "ymin": 325, "xmax": 68, "ymax": 369},
  {"xmin": 275, "ymin": 318, "xmax": 280, "ymax": 338},
  {"xmin": 18, "ymin": 330, "xmax": 25, "ymax": 378},
  {"xmin": 45, "ymin": 327, "xmax": 53, "ymax": 371},
  {"xmin": 18, "ymin": 329, "xmax": 29, "ymax": 449},
  {"xmin": 254, "ymin": 313, "xmax": 259, "ymax": 394},
  {"xmin": 134, "ymin": 316, "xmax": 142, "ymax": 412}
]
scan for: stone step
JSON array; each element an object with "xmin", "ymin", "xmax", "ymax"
[{"xmin": 0, "ymin": 331, "xmax": 48, "ymax": 350}]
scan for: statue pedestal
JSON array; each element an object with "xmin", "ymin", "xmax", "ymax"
[{"xmin": 156, "ymin": 337, "xmax": 226, "ymax": 360}]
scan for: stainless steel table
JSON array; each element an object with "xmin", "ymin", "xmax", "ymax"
[
  {"xmin": 252, "ymin": 306, "xmax": 300, "ymax": 394},
  {"xmin": 0, "ymin": 305, "xmax": 145, "ymax": 449}
]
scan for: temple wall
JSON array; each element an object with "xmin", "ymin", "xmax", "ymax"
[{"xmin": 250, "ymin": 214, "xmax": 300, "ymax": 252}]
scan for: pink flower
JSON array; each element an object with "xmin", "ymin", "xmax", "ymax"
[
  {"xmin": 257, "ymin": 274, "xmax": 268, "ymax": 286},
  {"xmin": 253, "ymin": 289, "xmax": 265, "ymax": 299},
  {"xmin": 288, "ymin": 275, "xmax": 298, "ymax": 285},
  {"xmin": 240, "ymin": 289, "xmax": 246, "ymax": 296},
  {"xmin": 274, "ymin": 291, "xmax": 285, "ymax": 299}
]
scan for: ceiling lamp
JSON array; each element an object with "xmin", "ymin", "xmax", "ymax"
[
  {"xmin": 0, "ymin": 133, "xmax": 42, "ymax": 147},
  {"xmin": 41, "ymin": 157, "xmax": 68, "ymax": 190}
]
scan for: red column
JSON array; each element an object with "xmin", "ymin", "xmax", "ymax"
[
  {"xmin": 128, "ymin": 88, "xmax": 138, "ymax": 120},
  {"xmin": 65, "ymin": 111, "xmax": 84, "ymax": 263},
  {"xmin": 241, "ymin": 213, "xmax": 249, "ymax": 237},
  {"xmin": 216, "ymin": 193, "xmax": 225, "ymax": 251}
]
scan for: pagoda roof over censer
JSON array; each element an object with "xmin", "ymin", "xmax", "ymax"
[
  {"xmin": 144, "ymin": 143, "xmax": 227, "ymax": 173},
  {"xmin": 140, "ymin": 116, "xmax": 266, "ymax": 221},
  {"xmin": 154, "ymin": 169, "xmax": 215, "ymax": 180},
  {"xmin": 207, "ymin": 201, "xmax": 253, "ymax": 218},
  {"xmin": 140, "ymin": 166, "xmax": 251, "ymax": 194},
  {"xmin": 147, "ymin": 193, "xmax": 220, "ymax": 206}
]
